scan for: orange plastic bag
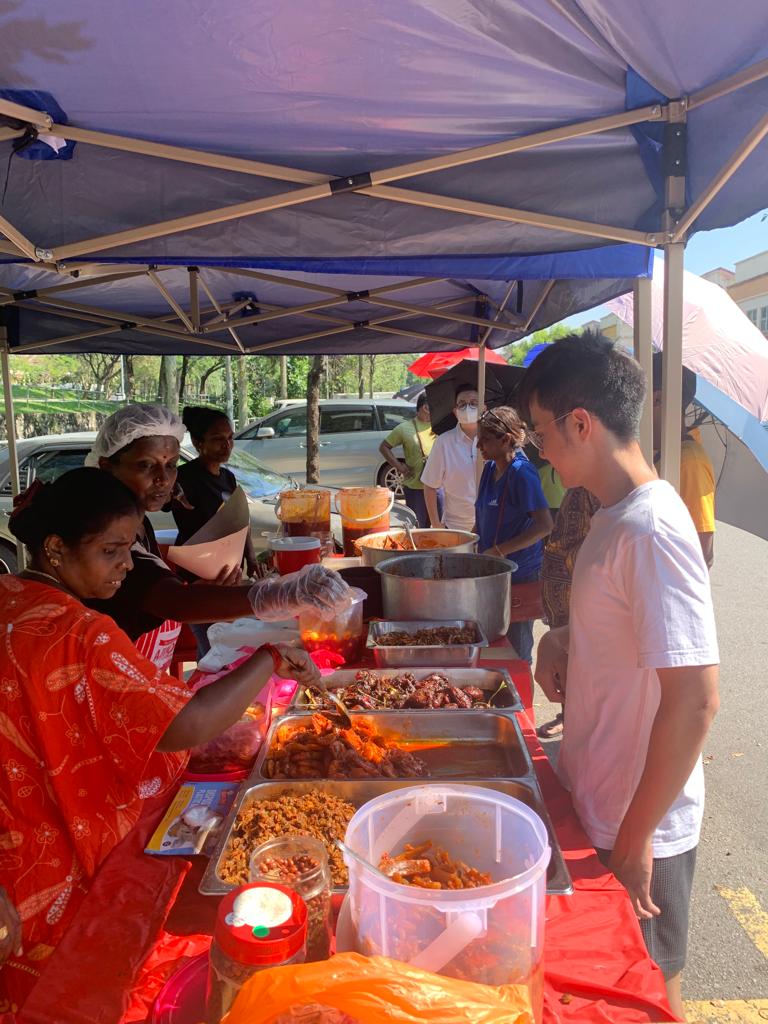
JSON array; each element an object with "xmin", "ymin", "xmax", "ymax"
[{"xmin": 224, "ymin": 952, "xmax": 533, "ymax": 1024}]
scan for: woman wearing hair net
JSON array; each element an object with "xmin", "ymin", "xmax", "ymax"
[{"xmin": 85, "ymin": 404, "xmax": 350, "ymax": 671}]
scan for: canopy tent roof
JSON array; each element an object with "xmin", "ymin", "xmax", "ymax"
[{"xmin": 1, "ymin": 1, "xmax": 768, "ymax": 355}]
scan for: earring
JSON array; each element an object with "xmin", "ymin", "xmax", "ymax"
[{"xmin": 45, "ymin": 549, "xmax": 60, "ymax": 568}]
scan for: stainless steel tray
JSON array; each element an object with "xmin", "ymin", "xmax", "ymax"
[
  {"xmin": 258, "ymin": 709, "xmax": 530, "ymax": 780},
  {"xmin": 200, "ymin": 777, "xmax": 572, "ymax": 897},
  {"xmin": 290, "ymin": 667, "xmax": 523, "ymax": 714},
  {"xmin": 366, "ymin": 619, "xmax": 488, "ymax": 668}
]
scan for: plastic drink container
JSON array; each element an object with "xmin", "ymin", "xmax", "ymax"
[
  {"xmin": 298, "ymin": 586, "xmax": 366, "ymax": 664},
  {"xmin": 277, "ymin": 489, "xmax": 331, "ymax": 539},
  {"xmin": 268, "ymin": 536, "xmax": 321, "ymax": 575},
  {"xmin": 335, "ymin": 487, "xmax": 394, "ymax": 556},
  {"xmin": 341, "ymin": 784, "xmax": 550, "ymax": 1021}
]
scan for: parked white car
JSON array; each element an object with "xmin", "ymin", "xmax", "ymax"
[
  {"xmin": 234, "ymin": 398, "xmax": 416, "ymax": 491},
  {"xmin": 0, "ymin": 431, "xmax": 417, "ymax": 570}
]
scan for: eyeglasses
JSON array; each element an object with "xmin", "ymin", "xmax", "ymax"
[
  {"xmin": 526, "ymin": 410, "xmax": 573, "ymax": 451},
  {"xmin": 455, "ymin": 400, "xmax": 478, "ymax": 411}
]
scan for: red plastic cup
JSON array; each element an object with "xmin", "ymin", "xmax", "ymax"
[{"xmin": 268, "ymin": 536, "xmax": 321, "ymax": 575}]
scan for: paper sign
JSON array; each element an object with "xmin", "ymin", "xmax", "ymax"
[
  {"xmin": 167, "ymin": 486, "xmax": 250, "ymax": 580},
  {"xmin": 145, "ymin": 780, "xmax": 240, "ymax": 856}
]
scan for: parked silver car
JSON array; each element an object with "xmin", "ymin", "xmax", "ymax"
[
  {"xmin": 0, "ymin": 432, "xmax": 416, "ymax": 570},
  {"xmin": 234, "ymin": 398, "xmax": 416, "ymax": 491}
]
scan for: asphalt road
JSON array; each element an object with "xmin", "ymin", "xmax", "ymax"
[{"xmin": 532, "ymin": 520, "xmax": 768, "ymax": 1004}]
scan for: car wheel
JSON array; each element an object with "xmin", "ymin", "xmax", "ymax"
[
  {"xmin": 0, "ymin": 541, "xmax": 18, "ymax": 573},
  {"xmin": 377, "ymin": 463, "xmax": 404, "ymax": 498}
]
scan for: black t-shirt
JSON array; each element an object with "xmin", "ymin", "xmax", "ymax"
[
  {"xmin": 87, "ymin": 517, "xmax": 173, "ymax": 640},
  {"xmin": 173, "ymin": 459, "xmax": 238, "ymax": 545}
]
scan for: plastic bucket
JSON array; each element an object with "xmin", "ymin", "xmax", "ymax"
[
  {"xmin": 276, "ymin": 489, "xmax": 331, "ymax": 538},
  {"xmin": 334, "ymin": 487, "xmax": 394, "ymax": 556},
  {"xmin": 342, "ymin": 784, "xmax": 550, "ymax": 1020}
]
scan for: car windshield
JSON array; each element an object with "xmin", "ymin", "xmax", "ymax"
[{"xmin": 223, "ymin": 446, "xmax": 291, "ymax": 498}]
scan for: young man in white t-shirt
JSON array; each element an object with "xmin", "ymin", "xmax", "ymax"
[
  {"xmin": 421, "ymin": 386, "xmax": 479, "ymax": 531},
  {"xmin": 518, "ymin": 331, "xmax": 719, "ymax": 1020}
]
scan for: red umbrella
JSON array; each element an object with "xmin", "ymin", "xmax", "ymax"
[{"xmin": 408, "ymin": 347, "xmax": 508, "ymax": 379}]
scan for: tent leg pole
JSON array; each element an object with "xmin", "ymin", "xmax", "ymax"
[
  {"xmin": 0, "ymin": 340, "xmax": 25, "ymax": 569},
  {"xmin": 476, "ymin": 341, "xmax": 487, "ymax": 492},
  {"xmin": 633, "ymin": 276, "xmax": 654, "ymax": 464},
  {"xmin": 660, "ymin": 243, "xmax": 684, "ymax": 489}
]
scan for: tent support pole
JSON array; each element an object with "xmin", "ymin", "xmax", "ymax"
[
  {"xmin": 476, "ymin": 340, "xmax": 487, "ymax": 491},
  {"xmin": 196, "ymin": 273, "xmax": 245, "ymax": 352},
  {"xmin": 148, "ymin": 271, "xmax": 195, "ymax": 332},
  {"xmin": 189, "ymin": 269, "xmax": 200, "ymax": 331},
  {"xmin": 633, "ymin": 276, "xmax": 654, "ymax": 463},
  {"xmin": 688, "ymin": 56, "xmax": 768, "ymax": 110},
  {"xmin": 660, "ymin": 243, "xmax": 684, "ymax": 489},
  {"xmin": 520, "ymin": 280, "xmax": 556, "ymax": 332},
  {"xmin": 0, "ymin": 213, "xmax": 40, "ymax": 262},
  {"xmin": 0, "ymin": 339, "xmax": 25, "ymax": 569},
  {"xmin": 671, "ymin": 111, "xmax": 768, "ymax": 241}
]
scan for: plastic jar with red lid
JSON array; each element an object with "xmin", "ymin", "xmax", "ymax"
[
  {"xmin": 206, "ymin": 881, "xmax": 307, "ymax": 1022},
  {"xmin": 268, "ymin": 536, "xmax": 322, "ymax": 576}
]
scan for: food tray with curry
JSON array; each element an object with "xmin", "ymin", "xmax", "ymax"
[{"xmin": 289, "ymin": 667, "xmax": 523, "ymax": 714}]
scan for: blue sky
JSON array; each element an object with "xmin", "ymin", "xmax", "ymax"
[{"xmin": 564, "ymin": 209, "xmax": 768, "ymax": 328}]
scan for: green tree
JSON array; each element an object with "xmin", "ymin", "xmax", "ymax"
[{"xmin": 502, "ymin": 323, "xmax": 576, "ymax": 366}]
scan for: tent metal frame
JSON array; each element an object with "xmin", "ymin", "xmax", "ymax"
[{"xmin": 3, "ymin": 55, "xmax": 768, "ymax": 506}]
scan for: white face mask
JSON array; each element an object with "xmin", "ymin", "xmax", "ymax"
[{"xmin": 456, "ymin": 405, "xmax": 478, "ymax": 425}]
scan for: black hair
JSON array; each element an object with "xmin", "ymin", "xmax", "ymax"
[
  {"xmin": 182, "ymin": 405, "xmax": 231, "ymax": 443},
  {"xmin": 517, "ymin": 329, "xmax": 646, "ymax": 443},
  {"xmin": 651, "ymin": 352, "xmax": 697, "ymax": 411},
  {"xmin": 478, "ymin": 406, "xmax": 526, "ymax": 447},
  {"xmin": 9, "ymin": 468, "xmax": 141, "ymax": 555},
  {"xmin": 416, "ymin": 392, "xmax": 429, "ymax": 411},
  {"xmin": 454, "ymin": 384, "xmax": 478, "ymax": 402}
]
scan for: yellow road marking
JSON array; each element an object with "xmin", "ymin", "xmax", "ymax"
[
  {"xmin": 716, "ymin": 886, "xmax": 768, "ymax": 959},
  {"xmin": 685, "ymin": 999, "xmax": 768, "ymax": 1023}
]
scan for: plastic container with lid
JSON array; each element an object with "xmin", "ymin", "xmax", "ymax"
[
  {"xmin": 334, "ymin": 487, "xmax": 394, "ymax": 557},
  {"xmin": 268, "ymin": 536, "xmax": 322, "ymax": 576},
  {"xmin": 298, "ymin": 586, "xmax": 366, "ymax": 664},
  {"xmin": 206, "ymin": 881, "xmax": 307, "ymax": 1023},
  {"xmin": 249, "ymin": 835, "xmax": 333, "ymax": 962},
  {"xmin": 341, "ymin": 784, "xmax": 550, "ymax": 1022}
]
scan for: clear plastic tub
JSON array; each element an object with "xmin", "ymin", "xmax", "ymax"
[
  {"xmin": 298, "ymin": 586, "xmax": 366, "ymax": 664},
  {"xmin": 341, "ymin": 784, "xmax": 550, "ymax": 1021}
]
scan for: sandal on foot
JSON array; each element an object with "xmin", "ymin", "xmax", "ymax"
[{"xmin": 536, "ymin": 713, "xmax": 564, "ymax": 739}]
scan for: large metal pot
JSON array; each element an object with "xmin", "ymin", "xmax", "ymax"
[
  {"xmin": 376, "ymin": 553, "xmax": 512, "ymax": 641},
  {"xmin": 356, "ymin": 528, "xmax": 478, "ymax": 567}
]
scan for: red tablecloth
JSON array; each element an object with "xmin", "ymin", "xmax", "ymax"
[{"xmin": 16, "ymin": 658, "xmax": 675, "ymax": 1024}]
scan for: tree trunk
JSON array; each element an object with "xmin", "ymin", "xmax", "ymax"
[
  {"xmin": 279, "ymin": 355, "xmax": 288, "ymax": 400},
  {"xmin": 237, "ymin": 356, "xmax": 249, "ymax": 428},
  {"xmin": 357, "ymin": 355, "xmax": 365, "ymax": 398},
  {"xmin": 224, "ymin": 356, "xmax": 235, "ymax": 422},
  {"xmin": 159, "ymin": 356, "xmax": 178, "ymax": 412},
  {"xmin": 199, "ymin": 359, "xmax": 224, "ymax": 397},
  {"xmin": 367, "ymin": 354, "xmax": 376, "ymax": 398},
  {"xmin": 178, "ymin": 355, "xmax": 189, "ymax": 405},
  {"xmin": 124, "ymin": 356, "xmax": 134, "ymax": 400},
  {"xmin": 306, "ymin": 355, "xmax": 324, "ymax": 484}
]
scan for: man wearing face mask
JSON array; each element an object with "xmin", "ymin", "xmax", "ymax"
[{"xmin": 421, "ymin": 386, "xmax": 480, "ymax": 532}]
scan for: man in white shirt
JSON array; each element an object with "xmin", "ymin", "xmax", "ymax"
[
  {"xmin": 421, "ymin": 386, "xmax": 479, "ymax": 531},
  {"xmin": 519, "ymin": 331, "xmax": 719, "ymax": 1021}
]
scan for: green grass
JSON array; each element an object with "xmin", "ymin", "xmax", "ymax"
[{"xmin": 0, "ymin": 384, "xmax": 122, "ymax": 417}]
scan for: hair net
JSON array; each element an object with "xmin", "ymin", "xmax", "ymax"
[{"xmin": 85, "ymin": 404, "xmax": 185, "ymax": 466}]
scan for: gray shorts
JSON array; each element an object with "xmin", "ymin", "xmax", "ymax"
[{"xmin": 596, "ymin": 846, "xmax": 697, "ymax": 979}]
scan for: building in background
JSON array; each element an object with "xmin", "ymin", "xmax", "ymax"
[{"xmin": 705, "ymin": 250, "xmax": 768, "ymax": 334}]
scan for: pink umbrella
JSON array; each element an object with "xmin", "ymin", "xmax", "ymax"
[{"xmin": 607, "ymin": 265, "xmax": 768, "ymax": 423}]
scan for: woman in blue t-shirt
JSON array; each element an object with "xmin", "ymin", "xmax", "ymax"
[{"xmin": 475, "ymin": 407, "xmax": 553, "ymax": 663}]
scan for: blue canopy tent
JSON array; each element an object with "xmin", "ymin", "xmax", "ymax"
[{"xmin": 2, "ymin": 0, "xmax": 768, "ymax": 491}]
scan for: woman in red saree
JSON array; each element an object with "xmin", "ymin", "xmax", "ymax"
[{"xmin": 0, "ymin": 469, "xmax": 319, "ymax": 1012}]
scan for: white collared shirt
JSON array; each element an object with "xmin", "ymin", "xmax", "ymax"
[{"xmin": 420, "ymin": 423, "xmax": 478, "ymax": 531}]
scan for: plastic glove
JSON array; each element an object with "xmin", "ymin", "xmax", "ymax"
[{"xmin": 248, "ymin": 564, "xmax": 352, "ymax": 621}]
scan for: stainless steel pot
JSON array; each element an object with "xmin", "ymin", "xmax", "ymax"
[
  {"xmin": 357, "ymin": 528, "xmax": 478, "ymax": 567},
  {"xmin": 376, "ymin": 553, "xmax": 512, "ymax": 641}
]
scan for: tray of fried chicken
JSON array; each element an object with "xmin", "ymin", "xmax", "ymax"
[
  {"xmin": 366, "ymin": 619, "xmax": 488, "ymax": 667},
  {"xmin": 258, "ymin": 712, "xmax": 431, "ymax": 780},
  {"xmin": 291, "ymin": 667, "xmax": 523, "ymax": 714}
]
